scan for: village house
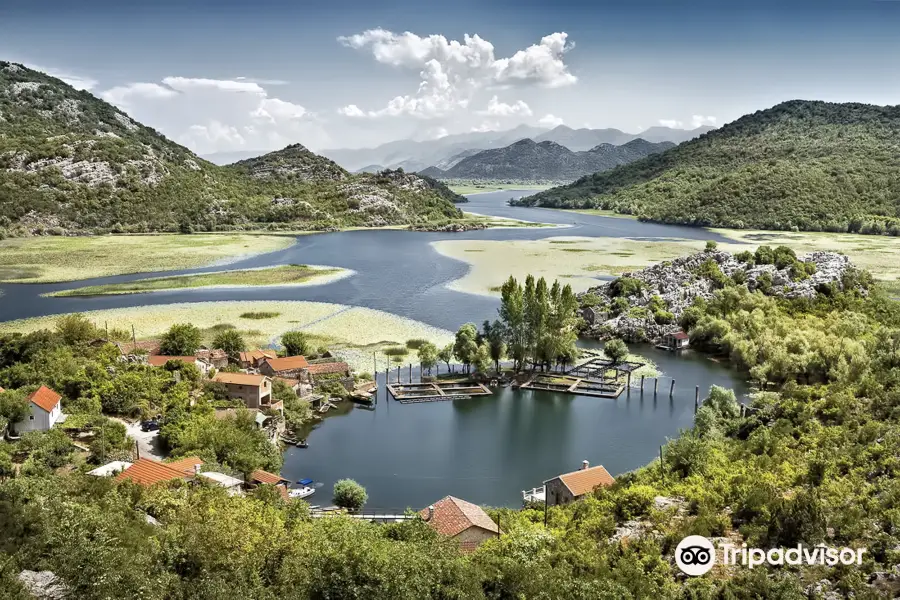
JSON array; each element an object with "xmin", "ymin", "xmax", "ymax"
[
  {"xmin": 13, "ymin": 385, "xmax": 64, "ymax": 434},
  {"xmin": 661, "ymin": 330, "xmax": 690, "ymax": 351},
  {"xmin": 259, "ymin": 355, "xmax": 309, "ymax": 378},
  {"xmin": 196, "ymin": 348, "xmax": 229, "ymax": 369},
  {"xmin": 212, "ymin": 372, "xmax": 273, "ymax": 409},
  {"xmin": 239, "ymin": 349, "xmax": 278, "ymax": 370},
  {"xmin": 419, "ymin": 496, "xmax": 500, "ymax": 552},
  {"xmin": 148, "ymin": 355, "xmax": 211, "ymax": 376},
  {"xmin": 198, "ymin": 471, "xmax": 244, "ymax": 495},
  {"xmin": 115, "ymin": 457, "xmax": 204, "ymax": 487},
  {"xmin": 543, "ymin": 461, "xmax": 615, "ymax": 507},
  {"xmin": 249, "ymin": 469, "xmax": 291, "ymax": 500},
  {"xmin": 305, "ymin": 361, "xmax": 351, "ymax": 386},
  {"xmin": 580, "ymin": 306, "xmax": 607, "ymax": 326}
]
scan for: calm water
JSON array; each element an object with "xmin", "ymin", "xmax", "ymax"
[{"xmin": 0, "ymin": 191, "xmax": 749, "ymax": 508}]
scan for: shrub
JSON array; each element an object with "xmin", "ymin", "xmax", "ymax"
[
  {"xmin": 603, "ymin": 339, "xmax": 629, "ymax": 363},
  {"xmin": 240, "ymin": 311, "xmax": 280, "ymax": 320},
  {"xmin": 333, "ymin": 479, "xmax": 368, "ymax": 511},
  {"xmin": 384, "ymin": 346, "xmax": 409, "ymax": 357},
  {"xmin": 281, "ymin": 331, "xmax": 312, "ymax": 356},
  {"xmin": 609, "ymin": 277, "xmax": 643, "ymax": 297},
  {"xmin": 705, "ymin": 240, "xmax": 718, "ymax": 252},
  {"xmin": 405, "ymin": 339, "xmax": 429, "ymax": 350}
]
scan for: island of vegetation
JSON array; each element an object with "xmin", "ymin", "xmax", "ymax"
[
  {"xmin": 515, "ymin": 100, "xmax": 900, "ymax": 235},
  {"xmin": 48, "ymin": 264, "xmax": 349, "ymax": 297}
]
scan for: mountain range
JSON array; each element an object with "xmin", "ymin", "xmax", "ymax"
[
  {"xmin": 517, "ymin": 100, "xmax": 900, "ymax": 233},
  {"xmin": 0, "ymin": 62, "xmax": 463, "ymax": 235},
  {"xmin": 419, "ymin": 138, "xmax": 674, "ymax": 181},
  {"xmin": 295, "ymin": 123, "xmax": 714, "ymax": 173}
]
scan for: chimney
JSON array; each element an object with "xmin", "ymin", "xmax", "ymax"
[
  {"xmin": 193, "ymin": 464, "xmax": 201, "ymax": 475},
  {"xmin": 582, "ymin": 460, "xmax": 590, "ymax": 470},
  {"xmin": 424, "ymin": 505, "xmax": 434, "ymax": 521}
]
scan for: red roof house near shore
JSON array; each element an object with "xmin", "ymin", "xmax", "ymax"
[
  {"xmin": 115, "ymin": 457, "xmax": 204, "ymax": 486},
  {"xmin": 13, "ymin": 385, "xmax": 64, "ymax": 434},
  {"xmin": 420, "ymin": 496, "xmax": 500, "ymax": 552}
]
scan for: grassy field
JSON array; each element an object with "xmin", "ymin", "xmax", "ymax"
[
  {"xmin": 49, "ymin": 265, "xmax": 349, "ymax": 297},
  {"xmin": 434, "ymin": 229, "xmax": 900, "ymax": 297},
  {"xmin": 0, "ymin": 301, "xmax": 454, "ymax": 374},
  {"xmin": 447, "ymin": 183, "xmax": 553, "ymax": 195},
  {"xmin": 0, "ymin": 234, "xmax": 298, "ymax": 283}
]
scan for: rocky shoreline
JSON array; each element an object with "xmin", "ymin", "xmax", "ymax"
[{"xmin": 578, "ymin": 247, "xmax": 859, "ymax": 343}]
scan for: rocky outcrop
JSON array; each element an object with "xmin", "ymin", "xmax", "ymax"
[{"xmin": 579, "ymin": 249, "xmax": 860, "ymax": 343}]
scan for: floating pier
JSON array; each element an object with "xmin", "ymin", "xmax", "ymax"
[
  {"xmin": 519, "ymin": 357, "xmax": 644, "ymax": 399},
  {"xmin": 387, "ymin": 380, "xmax": 492, "ymax": 403}
]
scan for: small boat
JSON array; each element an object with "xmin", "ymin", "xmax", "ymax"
[
  {"xmin": 289, "ymin": 486, "xmax": 316, "ymax": 499},
  {"xmin": 296, "ymin": 439, "xmax": 308, "ymax": 448}
]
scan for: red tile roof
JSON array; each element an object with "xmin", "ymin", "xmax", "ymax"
[
  {"xmin": 419, "ymin": 496, "xmax": 499, "ymax": 538},
  {"xmin": 0, "ymin": 386, "xmax": 5, "ymax": 393},
  {"xmin": 148, "ymin": 355, "xmax": 198, "ymax": 367},
  {"xmin": 250, "ymin": 469, "xmax": 289, "ymax": 486},
  {"xmin": 263, "ymin": 356, "xmax": 309, "ymax": 372},
  {"xmin": 27, "ymin": 386, "xmax": 61, "ymax": 413},
  {"xmin": 669, "ymin": 331, "xmax": 690, "ymax": 340},
  {"xmin": 165, "ymin": 456, "xmax": 204, "ymax": 474},
  {"xmin": 196, "ymin": 349, "xmax": 228, "ymax": 361},
  {"xmin": 306, "ymin": 362, "xmax": 350, "ymax": 375},
  {"xmin": 553, "ymin": 465, "xmax": 615, "ymax": 497},
  {"xmin": 213, "ymin": 372, "xmax": 269, "ymax": 386},
  {"xmin": 115, "ymin": 458, "xmax": 192, "ymax": 486},
  {"xmin": 239, "ymin": 349, "xmax": 277, "ymax": 363}
]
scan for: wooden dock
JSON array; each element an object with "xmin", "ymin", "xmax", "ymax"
[
  {"xmin": 518, "ymin": 357, "xmax": 641, "ymax": 399},
  {"xmin": 387, "ymin": 381, "xmax": 492, "ymax": 403}
]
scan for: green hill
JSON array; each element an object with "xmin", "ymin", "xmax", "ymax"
[
  {"xmin": 0, "ymin": 62, "xmax": 462, "ymax": 235},
  {"xmin": 517, "ymin": 100, "xmax": 900, "ymax": 233}
]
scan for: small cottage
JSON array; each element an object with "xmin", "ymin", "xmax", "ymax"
[
  {"xmin": 661, "ymin": 330, "xmax": 690, "ymax": 351},
  {"xmin": 115, "ymin": 457, "xmax": 203, "ymax": 487},
  {"xmin": 212, "ymin": 372, "xmax": 273, "ymax": 409},
  {"xmin": 543, "ymin": 461, "xmax": 615, "ymax": 507},
  {"xmin": 420, "ymin": 496, "xmax": 500, "ymax": 552},
  {"xmin": 249, "ymin": 469, "xmax": 291, "ymax": 500},
  {"xmin": 305, "ymin": 361, "xmax": 351, "ymax": 386},
  {"xmin": 14, "ymin": 385, "xmax": 64, "ymax": 434},
  {"xmin": 260, "ymin": 355, "xmax": 310, "ymax": 378},
  {"xmin": 196, "ymin": 348, "xmax": 229, "ymax": 369}
]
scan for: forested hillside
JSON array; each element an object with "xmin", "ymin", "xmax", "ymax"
[
  {"xmin": 518, "ymin": 101, "xmax": 900, "ymax": 234},
  {"xmin": 0, "ymin": 62, "xmax": 462, "ymax": 236}
]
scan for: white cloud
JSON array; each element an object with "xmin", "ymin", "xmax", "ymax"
[
  {"xmin": 691, "ymin": 115, "xmax": 717, "ymax": 127},
  {"xmin": 539, "ymin": 114, "xmax": 564, "ymax": 127},
  {"xmin": 25, "ymin": 63, "xmax": 97, "ymax": 91},
  {"xmin": 478, "ymin": 95, "xmax": 532, "ymax": 117},
  {"xmin": 658, "ymin": 119, "xmax": 684, "ymax": 129},
  {"xmin": 97, "ymin": 76, "xmax": 330, "ymax": 154},
  {"xmin": 100, "ymin": 83, "xmax": 178, "ymax": 107},
  {"xmin": 337, "ymin": 29, "xmax": 575, "ymax": 120},
  {"xmin": 471, "ymin": 120, "xmax": 501, "ymax": 132}
]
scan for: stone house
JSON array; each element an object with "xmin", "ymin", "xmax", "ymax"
[
  {"xmin": 543, "ymin": 461, "xmax": 615, "ymax": 507},
  {"xmin": 196, "ymin": 348, "xmax": 229, "ymax": 369},
  {"xmin": 419, "ymin": 496, "xmax": 500, "ymax": 553},
  {"xmin": 581, "ymin": 306, "xmax": 607, "ymax": 326},
  {"xmin": 14, "ymin": 385, "xmax": 64, "ymax": 434},
  {"xmin": 260, "ymin": 355, "xmax": 309, "ymax": 378},
  {"xmin": 212, "ymin": 372, "xmax": 273, "ymax": 409},
  {"xmin": 305, "ymin": 361, "xmax": 352, "ymax": 388}
]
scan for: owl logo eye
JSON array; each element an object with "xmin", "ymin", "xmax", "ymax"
[{"xmin": 675, "ymin": 536, "xmax": 716, "ymax": 576}]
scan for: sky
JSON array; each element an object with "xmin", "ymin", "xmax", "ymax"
[{"xmin": 1, "ymin": 0, "xmax": 898, "ymax": 154}]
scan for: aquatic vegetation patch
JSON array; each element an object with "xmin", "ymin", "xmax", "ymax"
[
  {"xmin": 240, "ymin": 311, "xmax": 281, "ymax": 319},
  {"xmin": 0, "ymin": 233, "xmax": 297, "ymax": 283}
]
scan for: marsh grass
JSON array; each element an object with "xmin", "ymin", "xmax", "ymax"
[
  {"xmin": 240, "ymin": 311, "xmax": 281, "ymax": 320},
  {"xmin": 51, "ymin": 265, "xmax": 343, "ymax": 297},
  {"xmin": 0, "ymin": 234, "xmax": 296, "ymax": 283}
]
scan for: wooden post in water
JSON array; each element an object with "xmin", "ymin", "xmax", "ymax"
[
  {"xmin": 695, "ymin": 386, "xmax": 700, "ymax": 406},
  {"xmin": 640, "ymin": 375, "xmax": 644, "ymax": 393},
  {"xmin": 694, "ymin": 396, "xmax": 699, "ymax": 413},
  {"xmin": 740, "ymin": 403, "xmax": 746, "ymax": 418},
  {"xmin": 659, "ymin": 445, "xmax": 663, "ymax": 468},
  {"xmin": 385, "ymin": 367, "xmax": 389, "ymax": 384},
  {"xmin": 373, "ymin": 352, "xmax": 376, "ymax": 377},
  {"xmin": 654, "ymin": 378, "xmax": 659, "ymax": 395},
  {"xmin": 626, "ymin": 371, "xmax": 631, "ymax": 388},
  {"xmin": 397, "ymin": 366, "xmax": 401, "ymax": 383},
  {"xmin": 669, "ymin": 379, "xmax": 675, "ymax": 397},
  {"xmin": 409, "ymin": 364, "xmax": 412, "ymax": 383}
]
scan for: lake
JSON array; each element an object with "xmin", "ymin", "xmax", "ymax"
[{"xmin": 0, "ymin": 190, "xmax": 750, "ymax": 508}]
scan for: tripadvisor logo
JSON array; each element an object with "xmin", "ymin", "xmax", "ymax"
[{"xmin": 675, "ymin": 535, "xmax": 867, "ymax": 576}]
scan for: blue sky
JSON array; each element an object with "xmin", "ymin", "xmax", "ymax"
[{"xmin": 2, "ymin": 0, "xmax": 898, "ymax": 152}]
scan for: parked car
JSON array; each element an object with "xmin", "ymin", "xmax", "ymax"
[{"xmin": 140, "ymin": 419, "xmax": 160, "ymax": 432}]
